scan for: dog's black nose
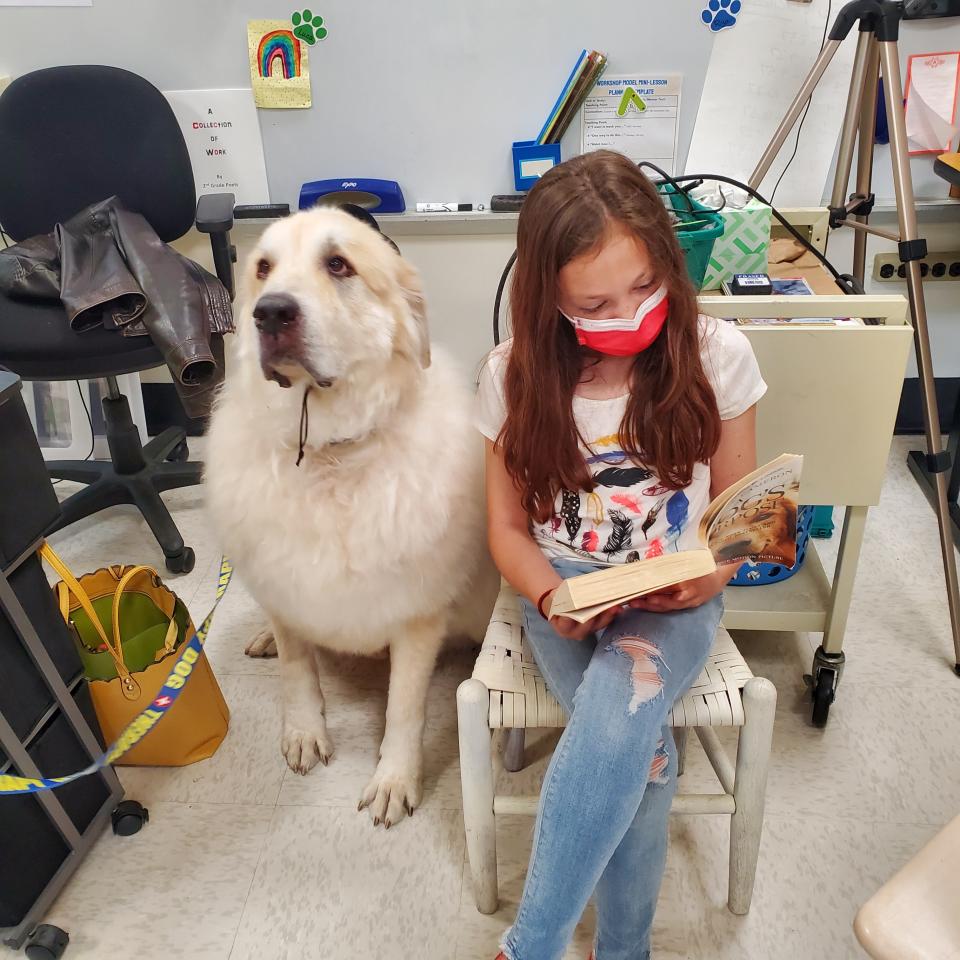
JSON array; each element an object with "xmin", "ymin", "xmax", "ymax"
[{"xmin": 254, "ymin": 293, "xmax": 301, "ymax": 335}]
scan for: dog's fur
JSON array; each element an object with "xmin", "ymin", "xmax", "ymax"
[{"xmin": 205, "ymin": 208, "xmax": 496, "ymax": 827}]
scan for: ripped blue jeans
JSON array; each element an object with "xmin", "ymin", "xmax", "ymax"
[{"xmin": 501, "ymin": 558, "xmax": 722, "ymax": 960}]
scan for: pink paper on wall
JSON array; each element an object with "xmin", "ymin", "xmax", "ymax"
[{"xmin": 905, "ymin": 52, "xmax": 960, "ymax": 156}]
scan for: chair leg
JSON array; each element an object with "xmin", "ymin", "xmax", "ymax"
[
  {"xmin": 154, "ymin": 460, "xmax": 204, "ymax": 493},
  {"xmin": 49, "ymin": 476, "xmax": 131, "ymax": 532},
  {"xmin": 457, "ymin": 678, "xmax": 499, "ymax": 914},
  {"xmin": 674, "ymin": 727, "xmax": 688, "ymax": 777},
  {"xmin": 728, "ymin": 676, "xmax": 777, "ymax": 915},
  {"xmin": 144, "ymin": 426, "xmax": 186, "ymax": 462},
  {"xmin": 128, "ymin": 477, "xmax": 185, "ymax": 561},
  {"xmin": 503, "ymin": 728, "xmax": 527, "ymax": 773}
]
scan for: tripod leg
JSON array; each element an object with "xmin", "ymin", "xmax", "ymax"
[
  {"xmin": 851, "ymin": 40, "xmax": 880, "ymax": 285},
  {"xmin": 750, "ymin": 40, "xmax": 844, "ymax": 190},
  {"xmin": 879, "ymin": 41, "xmax": 960, "ymax": 672},
  {"xmin": 829, "ymin": 30, "xmax": 874, "ymax": 213}
]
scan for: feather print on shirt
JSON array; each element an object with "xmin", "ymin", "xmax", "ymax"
[
  {"xmin": 665, "ymin": 490, "xmax": 689, "ymax": 551},
  {"xmin": 645, "ymin": 538, "xmax": 664, "ymax": 559},
  {"xmin": 602, "ymin": 510, "xmax": 634, "ymax": 555},
  {"xmin": 560, "ymin": 489, "xmax": 582, "ymax": 542},
  {"xmin": 593, "ymin": 466, "xmax": 653, "ymax": 488},
  {"xmin": 611, "ymin": 493, "xmax": 643, "ymax": 514},
  {"xmin": 582, "ymin": 530, "xmax": 600, "ymax": 552},
  {"xmin": 641, "ymin": 496, "xmax": 668, "ymax": 539},
  {"xmin": 586, "ymin": 450, "xmax": 630, "ymax": 465}
]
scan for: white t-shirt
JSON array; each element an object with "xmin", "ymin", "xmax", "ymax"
[{"xmin": 476, "ymin": 316, "xmax": 767, "ymax": 565}]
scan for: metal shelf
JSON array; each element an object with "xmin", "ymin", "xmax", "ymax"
[{"xmin": 723, "ymin": 544, "xmax": 832, "ymax": 633}]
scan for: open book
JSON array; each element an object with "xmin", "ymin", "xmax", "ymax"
[{"xmin": 548, "ymin": 454, "xmax": 803, "ymax": 623}]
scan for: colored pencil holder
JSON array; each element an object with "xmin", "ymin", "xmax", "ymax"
[{"xmin": 512, "ymin": 141, "xmax": 561, "ymax": 192}]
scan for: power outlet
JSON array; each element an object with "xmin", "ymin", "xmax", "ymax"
[{"xmin": 873, "ymin": 251, "xmax": 960, "ymax": 282}]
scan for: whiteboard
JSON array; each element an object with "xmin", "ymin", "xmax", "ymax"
[
  {"xmin": 3, "ymin": 1, "xmax": 956, "ymax": 207},
  {"xmin": 0, "ymin": 0, "xmax": 716, "ymax": 208}
]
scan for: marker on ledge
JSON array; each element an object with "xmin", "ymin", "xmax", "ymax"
[{"xmin": 416, "ymin": 202, "xmax": 479, "ymax": 213}]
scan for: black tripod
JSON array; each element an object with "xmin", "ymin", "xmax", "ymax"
[{"xmin": 749, "ymin": 0, "xmax": 960, "ymax": 689}]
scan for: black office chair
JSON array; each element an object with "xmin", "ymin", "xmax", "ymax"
[{"xmin": 0, "ymin": 65, "xmax": 282, "ymax": 574}]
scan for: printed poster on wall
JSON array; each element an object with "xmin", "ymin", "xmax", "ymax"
[
  {"xmin": 163, "ymin": 89, "xmax": 270, "ymax": 205},
  {"xmin": 581, "ymin": 74, "xmax": 681, "ymax": 175},
  {"xmin": 246, "ymin": 19, "xmax": 312, "ymax": 109}
]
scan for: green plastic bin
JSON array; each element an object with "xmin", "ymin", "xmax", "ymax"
[{"xmin": 660, "ymin": 184, "xmax": 725, "ymax": 290}]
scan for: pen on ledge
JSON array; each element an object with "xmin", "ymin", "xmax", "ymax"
[{"xmin": 416, "ymin": 202, "xmax": 483, "ymax": 213}]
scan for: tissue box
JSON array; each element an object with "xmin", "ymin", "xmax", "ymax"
[{"xmin": 701, "ymin": 201, "xmax": 772, "ymax": 290}]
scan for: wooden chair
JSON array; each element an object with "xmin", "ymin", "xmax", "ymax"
[{"xmin": 457, "ymin": 584, "xmax": 777, "ymax": 916}]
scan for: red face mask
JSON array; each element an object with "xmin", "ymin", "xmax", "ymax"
[{"xmin": 560, "ymin": 284, "xmax": 669, "ymax": 357}]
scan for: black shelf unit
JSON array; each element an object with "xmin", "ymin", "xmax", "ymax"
[{"xmin": 0, "ymin": 371, "xmax": 134, "ymax": 957}]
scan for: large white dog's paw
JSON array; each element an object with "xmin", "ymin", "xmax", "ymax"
[
  {"xmin": 245, "ymin": 628, "xmax": 278, "ymax": 658},
  {"xmin": 358, "ymin": 758, "xmax": 423, "ymax": 828},
  {"xmin": 282, "ymin": 724, "xmax": 334, "ymax": 775}
]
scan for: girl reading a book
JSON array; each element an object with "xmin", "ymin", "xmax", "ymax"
[{"xmin": 477, "ymin": 150, "xmax": 767, "ymax": 960}]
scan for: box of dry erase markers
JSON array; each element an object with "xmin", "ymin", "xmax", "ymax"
[{"xmin": 701, "ymin": 201, "xmax": 772, "ymax": 291}]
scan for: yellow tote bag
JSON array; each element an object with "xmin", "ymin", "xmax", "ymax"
[{"xmin": 41, "ymin": 543, "xmax": 229, "ymax": 766}]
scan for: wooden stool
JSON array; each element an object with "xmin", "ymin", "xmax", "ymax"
[{"xmin": 457, "ymin": 584, "xmax": 777, "ymax": 916}]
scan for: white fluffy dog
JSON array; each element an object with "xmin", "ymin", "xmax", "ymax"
[{"xmin": 205, "ymin": 207, "xmax": 495, "ymax": 827}]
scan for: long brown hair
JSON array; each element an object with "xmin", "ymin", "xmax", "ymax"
[{"xmin": 499, "ymin": 150, "xmax": 721, "ymax": 523}]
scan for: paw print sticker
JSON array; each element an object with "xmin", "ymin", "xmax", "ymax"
[
  {"xmin": 701, "ymin": 0, "xmax": 741, "ymax": 32},
  {"xmin": 291, "ymin": 8, "xmax": 328, "ymax": 44}
]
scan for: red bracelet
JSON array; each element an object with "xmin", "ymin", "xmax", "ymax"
[{"xmin": 536, "ymin": 588, "xmax": 554, "ymax": 620}]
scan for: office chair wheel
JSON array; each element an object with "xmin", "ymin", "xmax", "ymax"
[
  {"xmin": 24, "ymin": 924, "xmax": 69, "ymax": 960},
  {"xmin": 165, "ymin": 547, "xmax": 195, "ymax": 575},
  {"xmin": 166, "ymin": 439, "xmax": 189, "ymax": 462},
  {"xmin": 111, "ymin": 800, "xmax": 149, "ymax": 836}
]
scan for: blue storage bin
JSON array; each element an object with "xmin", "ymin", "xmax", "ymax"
[
  {"xmin": 729, "ymin": 505, "xmax": 813, "ymax": 586},
  {"xmin": 810, "ymin": 505, "xmax": 835, "ymax": 539}
]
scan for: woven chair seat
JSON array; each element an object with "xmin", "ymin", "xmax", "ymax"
[{"xmin": 472, "ymin": 584, "xmax": 754, "ymax": 731}]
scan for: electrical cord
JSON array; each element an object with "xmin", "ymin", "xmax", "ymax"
[
  {"xmin": 769, "ymin": 0, "xmax": 833, "ymax": 204},
  {"xmin": 492, "ymin": 249, "xmax": 516, "ymax": 346},
  {"xmin": 51, "ymin": 381, "xmax": 96, "ymax": 485},
  {"xmin": 642, "ymin": 165, "xmax": 862, "ymax": 290},
  {"xmin": 492, "ymin": 161, "xmax": 863, "ymax": 344}
]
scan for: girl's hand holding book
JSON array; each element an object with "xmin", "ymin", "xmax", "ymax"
[
  {"xmin": 629, "ymin": 565, "xmax": 740, "ymax": 613},
  {"xmin": 545, "ymin": 588, "xmax": 621, "ymax": 641}
]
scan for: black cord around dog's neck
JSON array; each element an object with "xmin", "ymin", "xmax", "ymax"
[{"xmin": 296, "ymin": 386, "xmax": 312, "ymax": 467}]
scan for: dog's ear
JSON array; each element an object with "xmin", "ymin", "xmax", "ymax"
[
  {"xmin": 338, "ymin": 203, "xmax": 401, "ymax": 254},
  {"xmin": 395, "ymin": 258, "xmax": 431, "ymax": 369}
]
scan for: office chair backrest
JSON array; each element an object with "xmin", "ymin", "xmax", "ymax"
[{"xmin": 0, "ymin": 65, "xmax": 196, "ymax": 243}]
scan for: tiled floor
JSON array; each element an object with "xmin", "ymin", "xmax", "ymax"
[{"xmin": 34, "ymin": 437, "xmax": 960, "ymax": 959}]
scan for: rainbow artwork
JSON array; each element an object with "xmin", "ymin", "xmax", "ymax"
[
  {"xmin": 247, "ymin": 19, "xmax": 311, "ymax": 109},
  {"xmin": 257, "ymin": 29, "xmax": 302, "ymax": 79}
]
